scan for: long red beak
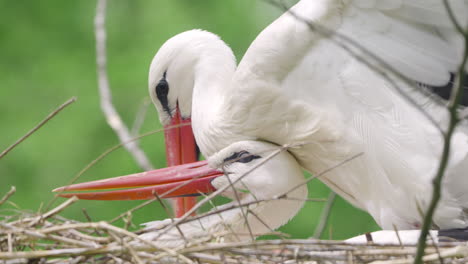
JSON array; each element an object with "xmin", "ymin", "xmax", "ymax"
[
  {"xmin": 165, "ymin": 110, "xmax": 198, "ymax": 166},
  {"xmin": 53, "ymin": 161, "xmax": 222, "ymax": 200},
  {"xmin": 164, "ymin": 109, "xmax": 199, "ymax": 216}
]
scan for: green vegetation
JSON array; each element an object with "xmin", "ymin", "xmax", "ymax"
[{"xmin": 0, "ymin": 0, "xmax": 379, "ymax": 240}]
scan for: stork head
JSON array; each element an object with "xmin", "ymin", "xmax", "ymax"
[
  {"xmin": 148, "ymin": 29, "xmax": 233, "ymax": 125},
  {"xmin": 148, "ymin": 30, "xmax": 236, "ymax": 165}
]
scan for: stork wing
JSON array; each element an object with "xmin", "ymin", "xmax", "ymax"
[{"xmin": 230, "ymin": 0, "xmax": 468, "ymax": 228}]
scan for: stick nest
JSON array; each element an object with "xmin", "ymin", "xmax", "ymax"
[{"xmin": 1, "ymin": 192, "xmax": 468, "ymax": 264}]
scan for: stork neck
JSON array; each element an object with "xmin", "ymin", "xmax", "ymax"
[
  {"xmin": 191, "ymin": 46, "xmax": 236, "ymax": 150},
  {"xmin": 193, "ymin": 49, "xmax": 235, "ymax": 106}
]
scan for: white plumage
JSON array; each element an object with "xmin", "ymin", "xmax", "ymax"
[{"xmin": 147, "ymin": 0, "xmax": 468, "ymax": 243}]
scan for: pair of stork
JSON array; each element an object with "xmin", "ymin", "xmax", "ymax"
[{"xmin": 55, "ymin": 0, "xmax": 468, "ymax": 246}]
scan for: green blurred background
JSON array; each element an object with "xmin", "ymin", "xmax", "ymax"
[{"xmin": 0, "ymin": 0, "xmax": 379, "ymax": 240}]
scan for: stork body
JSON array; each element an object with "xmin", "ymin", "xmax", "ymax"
[{"xmin": 148, "ymin": 0, "xmax": 468, "ymax": 230}]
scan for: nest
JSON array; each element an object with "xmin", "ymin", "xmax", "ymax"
[{"xmin": 1, "ymin": 189, "xmax": 468, "ymax": 264}]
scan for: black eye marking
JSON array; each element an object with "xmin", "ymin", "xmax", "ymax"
[
  {"xmin": 223, "ymin": 150, "xmax": 261, "ymax": 164},
  {"xmin": 156, "ymin": 71, "xmax": 171, "ymax": 115}
]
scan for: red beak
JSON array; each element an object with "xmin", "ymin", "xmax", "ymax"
[
  {"xmin": 165, "ymin": 110, "xmax": 198, "ymax": 166},
  {"xmin": 164, "ymin": 109, "xmax": 199, "ymax": 216},
  {"xmin": 53, "ymin": 161, "xmax": 222, "ymax": 200}
]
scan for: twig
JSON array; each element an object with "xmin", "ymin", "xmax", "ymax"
[
  {"xmin": 224, "ymin": 172, "xmax": 255, "ymax": 242},
  {"xmin": 283, "ymin": 152, "xmax": 363, "ymax": 197},
  {"xmin": 151, "ymin": 191, "xmax": 188, "ymax": 243},
  {"xmin": 28, "ymin": 197, "xmax": 79, "ymax": 227},
  {"xmin": 0, "ymin": 187, "xmax": 16, "ymax": 207},
  {"xmin": 413, "ymin": 2, "xmax": 468, "ymax": 263},
  {"xmin": 0, "ymin": 97, "xmax": 76, "ymax": 159},
  {"xmin": 313, "ymin": 191, "xmax": 336, "ymax": 239},
  {"xmin": 94, "ymin": 0, "xmax": 153, "ymax": 171},
  {"xmin": 131, "ymin": 97, "xmax": 152, "ymax": 136},
  {"xmin": 109, "ymin": 198, "xmax": 158, "ymax": 224}
]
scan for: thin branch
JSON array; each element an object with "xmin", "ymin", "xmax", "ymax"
[
  {"xmin": 0, "ymin": 186, "xmax": 16, "ymax": 207},
  {"xmin": 0, "ymin": 97, "xmax": 76, "ymax": 159},
  {"xmin": 413, "ymin": 9, "xmax": 468, "ymax": 264},
  {"xmin": 442, "ymin": 0, "xmax": 465, "ymax": 35},
  {"xmin": 224, "ymin": 173, "xmax": 255, "ymax": 242},
  {"xmin": 283, "ymin": 152, "xmax": 363, "ymax": 197},
  {"xmin": 313, "ymin": 191, "xmax": 336, "ymax": 239},
  {"xmin": 28, "ymin": 196, "xmax": 79, "ymax": 227},
  {"xmin": 94, "ymin": 0, "xmax": 153, "ymax": 171},
  {"xmin": 151, "ymin": 191, "xmax": 188, "ymax": 243},
  {"xmin": 131, "ymin": 97, "xmax": 152, "ymax": 136}
]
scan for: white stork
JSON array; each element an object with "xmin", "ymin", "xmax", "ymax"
[{"xmin": 55, "ymin": 0, "xmax": 468, "ymax": 245}]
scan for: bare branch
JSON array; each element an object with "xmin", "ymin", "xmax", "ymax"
[
  {"xmin": 0, "ymin": 97, "xmax": 76, "ymax": 159},
  {"xmin": 0, "ymin": 187, "xmax": 16, "ymax": 207},
  {"xmin": 94, "ymin": 0, "xmax": 153, "ymax": 171},
  {"xmin": 28, "ymin": 196, "xmax": 79, "ymax": 227},
  {"xmin": 131, "ymin": 97, "xmax": 152, "ymax": 136},
  {"xmin": 313, "ymin": 191, "xmax": 336, "ymax": 239},
  {"xmin": 413, "ymin": 6, "xmax": 468, "ymax": 264}
]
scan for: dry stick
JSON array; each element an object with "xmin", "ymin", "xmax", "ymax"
[
  {"xmin": 108, "ymin": 230, "xmax": 144, "ymax": 264},
  {"xmin": 0, "ymin": 97, "xmax": 76, "ymax": 159},
  {"xmin": 246, "ymin": 209, "xmax": 278, "ymax": 238},
  {"xmin": 0, "ymin": 222, "xmax": 98, "ymax": 249},
  {"xmin": 7, "ymin": 233, "xmax": 13, "ymax": 253},
  {"xmin": 151, "ymin": 191, "xmax": 188, "ymax": 243},
  {"xmin": 413, "ymin": 2, "xmax": 468, "ymax": 263},
  {"xmin": 131, "ymin": 97, "xmax": 152, "ymax": 136},
  {"xmin": 0, "ymin": 187, "xmax": 16, "ymax": 207},
  {"xmin": 81, "ymin": 208, "xmax": 103, "ymax": 236},
  {"xmin": 204, "ymin": 194, "xmax": 243, "ymax": 243},
  {"xmin": 392, "ymin": 224, "xmax": 404, "ymax": 249},
  {"xmin": 283, "ymin": 152, "xmax": 363, "ymax": 198},
  {"xmin": 99, "ymin": 221, "xmax": 191, "ymax": 262},
  {"xmin": 313, "ymin": 191, "xmax": 336, "ymax": 239},
  {"xmin": 110, "ymin": 198, "xmax": 157, "ymax": 224},
  {"xmin": 28, "ymin": 197, "xmax": 79, "ymax": 227},
  {"xmin": 223, "ymin": 173, "xmax": 255, "ymax": 242},
  {"xmin": 94, "ymin": 0, "xmax": 153, "ymax": 171},
  {"xmin": 36, "ymin": 221, "xmax": 193, "ymax": 263}
]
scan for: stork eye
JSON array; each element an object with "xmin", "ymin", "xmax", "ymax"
[
  {"xmin": 223, "ymin": 150, "xmax": 261, "ymax": 164},
  {"xmin": 155, "ymin": 72, "xmax": 171, "ymax": 114},
  {"xmin": 156, "ymin": 79, "xmax": 169, "ymax": 98}
]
